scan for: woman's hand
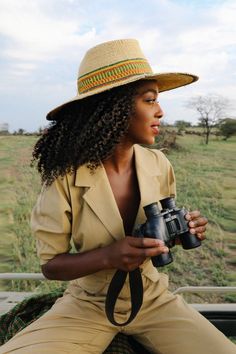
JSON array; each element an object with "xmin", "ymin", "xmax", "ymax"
[
  {"xmin": 103, "ymin": 210, "xmax": 208, "ymax": 271},
  {"xmin": 185, "ymin": 210, "xmax": 208, "ymax": 241},
  {"xmin": 104, "ymin": 236, "xmax": 168, "ymax": 272}
]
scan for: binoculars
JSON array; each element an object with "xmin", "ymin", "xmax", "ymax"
[{"xmin": 134, "ymin": 197, "xmax": 201, "ymax": 267}]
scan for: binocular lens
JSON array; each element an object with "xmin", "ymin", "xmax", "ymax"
[{"xmin": 160, "ymin": 197, "xmax": 176, "ymax": 210}]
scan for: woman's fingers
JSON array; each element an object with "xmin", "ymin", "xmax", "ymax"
[
  {"xmin": 196, "ymin": 233, "xmax": 206, "ymax": 241},
  {"xmin": 185, "ymin": 210, "xmax": 208, "ymax": 242},
  {"xmin": 190, "ymin": 224, "xmax": 207, "ymax": 234},
  {"xmin": 185, "ymin": 210, "xmax": 201, "ymax": 220},
  {"xmin": 109, "ymin": 236, "xmax": 169, "ymax": 271},
  {"xmin": 189, "ymin": 217, "xmax": 208, "ymax": 228},
  {"xmin": 126, "ymin": 236, "xmax": 169, "ymax": 256},
  {"xmin": 126, "ymin": 236, "xmax": 164, "ymax": 248}
]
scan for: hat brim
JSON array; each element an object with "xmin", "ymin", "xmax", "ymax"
[{"xmin": 46, "ymin": 72, "xmax": 198, "ymax": 120}]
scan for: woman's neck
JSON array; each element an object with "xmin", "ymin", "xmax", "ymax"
[{"xmin": 103, "ymin": 144, "xmax": 135, "ymax": 174}]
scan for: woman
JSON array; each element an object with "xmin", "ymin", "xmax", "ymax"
[{"xmin": 1, "ymin": 39, "xmax": 235, "ymax": 354}]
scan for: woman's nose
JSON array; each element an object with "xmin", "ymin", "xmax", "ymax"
[{"xmin": 155, "ymin": 103, "xmax": 164, "ymax": 119}]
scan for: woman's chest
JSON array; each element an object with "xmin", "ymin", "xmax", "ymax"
[{"xmin": 107, "ymin": 171, "xmax": 140, "ymax": 235}]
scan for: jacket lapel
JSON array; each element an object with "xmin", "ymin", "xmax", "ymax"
[
  {"xmin": 133, "ymin": 145, "xmax": 162, "ymax": 227},
  {"xmin": 74, "ymin": 145, "xmax": 162, "ymax": 240},
  {"xmin": 75, "ymin": 164, "xmax": 125, "ymax": 241}
]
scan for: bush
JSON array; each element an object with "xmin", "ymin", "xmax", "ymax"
[
  {"xmin": 153, "ymin": 128, "xmax": 179, "ymax": 152},
  {"xmin": 219, "ymin": 118, "xmax": 236, "ymax": 140}
]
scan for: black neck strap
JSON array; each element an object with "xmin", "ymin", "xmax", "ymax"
[{"xmin": 105, "ymin": 268, "xmax": 143, "ymax": 326}]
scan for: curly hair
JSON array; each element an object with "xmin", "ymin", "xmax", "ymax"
[{"xmin": 32, "ymin": 81, "xmax": 141, "ymax": 185}]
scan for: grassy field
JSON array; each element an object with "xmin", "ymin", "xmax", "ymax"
[
  {"xmin": 165, "ymin": 134, "xmax": 236, "ymax": 301},
  {"xmin": 0, "ymin": 134, "xmax": 235, "ymax": 302},
  {"xmin": 0, "ymin": 136, "xmax": 43, "ymax": 291}
]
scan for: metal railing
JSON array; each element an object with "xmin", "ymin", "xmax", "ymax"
[
  {"xmin": 1, "ymin": 273, "xmax": 236, "ymax": 296},
  {"xmin": 0, "ymin": 273, "xmax": 45, "ymax": 280},
  {"xmin": 173, "ymin": 286, "xmax": 236, "ymax": 295}
]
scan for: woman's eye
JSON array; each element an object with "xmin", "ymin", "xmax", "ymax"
[{"xmin": 146, "ymin": 98, "xmax": 159, "ymax": 104}]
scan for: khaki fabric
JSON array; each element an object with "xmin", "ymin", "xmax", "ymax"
[
  {"xmin": 1, "ymin": 274, "xmax": 235, "ymax": 353},
  {"xmin": 31, "ymin": 144, "xmax": 176, "ymax": 295}
]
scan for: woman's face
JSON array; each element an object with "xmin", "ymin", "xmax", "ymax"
[{"xmin": 124, "ymin": 80, "xmax": 164, "ymax": 146}]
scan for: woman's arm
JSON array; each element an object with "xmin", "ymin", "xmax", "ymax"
[
  {"xmin": 42, "ymin": 237, "xmax": 168, "ymax": 281},
  {"xmin": 41, "ymin": 207, "xmax": 208, "ymax": 281}
]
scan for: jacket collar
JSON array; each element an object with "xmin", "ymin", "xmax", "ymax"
[{"xmin": 74, "ymin": 145, "xmax": 162, "ymax": 240}]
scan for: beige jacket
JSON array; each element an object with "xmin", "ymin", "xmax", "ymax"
[{"xmin": 31, "ymin": 144, "xmax": 176, "ymax": 296}]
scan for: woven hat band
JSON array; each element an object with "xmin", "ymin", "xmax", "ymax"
[{"xmin": 77, "ymin": 58, "xmax": 152, "ymax": 94}]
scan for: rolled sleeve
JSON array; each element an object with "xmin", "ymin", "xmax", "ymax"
[{"xmin": 31, "ymin": 177, "xmax": 72, "ymax": 265}]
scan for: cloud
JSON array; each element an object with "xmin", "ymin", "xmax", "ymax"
[
  {"xmin": 0, "ymin": 0, "xmax": 235, "ymax": 131},
  {"xmin": 0, "ymin": 0, "xmax": 97, "ymax": 63}
]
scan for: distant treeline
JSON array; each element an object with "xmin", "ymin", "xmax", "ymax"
[{"xmin": 1, "ymin": 119, "xmax": 236, "ymax": 145}]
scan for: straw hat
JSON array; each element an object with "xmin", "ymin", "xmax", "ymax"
[{"xmin": 47, "ymin": 39, "xmax": 198, "ymax": 120}]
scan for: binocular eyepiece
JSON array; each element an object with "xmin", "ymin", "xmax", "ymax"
[{"xmin": 134, "ymin": 197, "xmax": 201, "ymax": 267}]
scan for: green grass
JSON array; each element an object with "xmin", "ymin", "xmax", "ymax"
[
  {"xmin": 164, "ymin": 135, "xmax": 236, "ymax": 299},
  {"xmin": 0, "ymin": 134, "xmax": 235, "ymax": 301},
  {"xmin": 0, "ymin": 136, "xmax": 63, "ymax": 291}
]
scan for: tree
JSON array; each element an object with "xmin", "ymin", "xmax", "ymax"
[
  {"xmin": 186, "ymin": 94, "xmax": 229, "ymax": 144},
  {"xmin": 174, "ymin": 120, "xmax": 192, "ymax": 134},
  {"xmin": 174, "ymin": 120, "xmax": 192, "ymax": 128},
  {"xmin": 219, "ymin": 118, "xmax": 236, "ymax": 140},
  {"xmin": 17, "ymin": 128, "xmax": 25, "ymax": 135}
]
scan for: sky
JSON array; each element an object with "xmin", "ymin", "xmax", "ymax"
[{"xmin": 0, "ymin": 0, "xmax": 235, "ymax": 132}]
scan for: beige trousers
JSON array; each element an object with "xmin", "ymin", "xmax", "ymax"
[{"xmin": 0, "ymin": 274, "xmax": 235, "ymax": 354}]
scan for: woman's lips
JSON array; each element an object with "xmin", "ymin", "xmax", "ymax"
[{"xmin": 151, "ymin": 124, "xmax": 159, "ymax": 135}]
